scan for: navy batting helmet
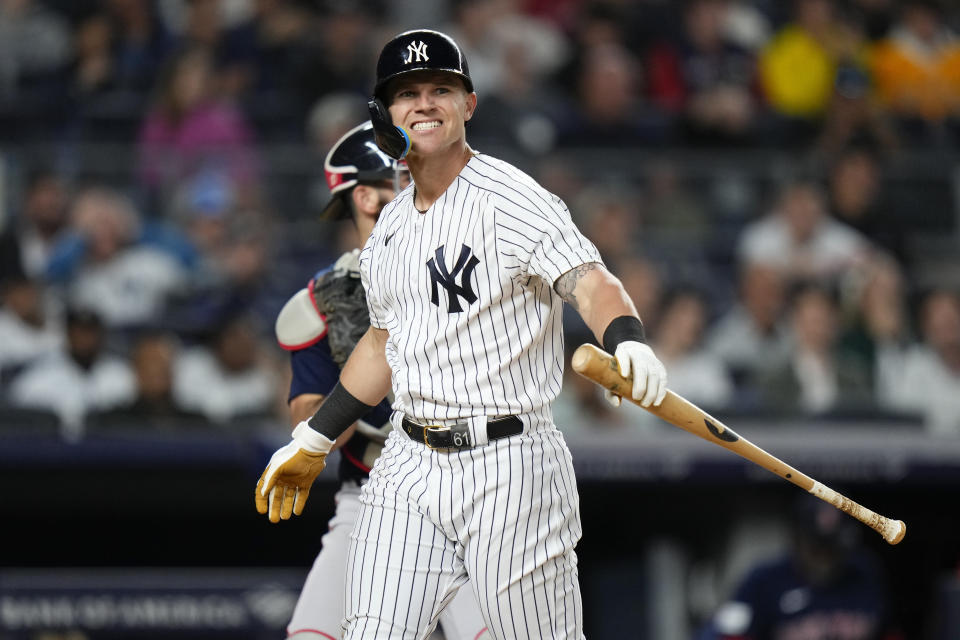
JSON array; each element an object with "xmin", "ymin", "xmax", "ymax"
[
  {"xmin": 373, "ymin": 29, "xmax": 473, "ymax": 103},
  {"xmin": 321, "ymin": 121, "xmax": 405, "ymax": 220}
]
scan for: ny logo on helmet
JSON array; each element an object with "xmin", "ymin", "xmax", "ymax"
[
  {"xmin": 427, "ymin": 244, "xmax": 478, "ymax": 313},
  {"xmin": 404, "ymin": 41, "xmax": 429, "ymax": 64}
]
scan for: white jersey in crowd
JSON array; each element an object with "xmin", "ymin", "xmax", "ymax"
[{"xmin": 359, "ymin": 153, "xmax": 602, "ymax": 425}]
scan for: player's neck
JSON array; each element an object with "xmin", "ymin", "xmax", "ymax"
[
  {"xmin": 409, "ymin": 143, "xmax": 474, "ymax": 211},
  {"xmin": 357, "ymin": 217, "xmax": 377, "ymax": 242}
]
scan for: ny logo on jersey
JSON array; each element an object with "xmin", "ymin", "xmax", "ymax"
[
  {"xmin": 404, "ymin": 41, "xmax": 429, "ymax": 64},
  {"xmin": 426, "ymin": 244, "xmax": 479, "ymax": 313}
]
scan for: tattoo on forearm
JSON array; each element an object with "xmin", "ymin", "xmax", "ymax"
[{"xmin": 555, "ymin": 262, "xmax": 600, "ymax": 311}]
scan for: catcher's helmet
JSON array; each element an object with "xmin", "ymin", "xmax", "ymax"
[
  {"xmin": 321, "ymin": 121, "xmax": 404, "ymax": 219},
  {"xmin": 373, "ymin": 29, "xmax": 473, "ymax": 103}
]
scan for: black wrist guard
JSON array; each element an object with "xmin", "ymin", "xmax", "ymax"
[
  {"xmin": 307, "ymin": 382, "xmax": 376, "ymax": 440},
  {"xmin": 368, "ymin": 98, "xmax": 411, "ymax": 160},
  {"xmin": 602, "ymin": 316, "xmax": 646, "ymax": 354}
]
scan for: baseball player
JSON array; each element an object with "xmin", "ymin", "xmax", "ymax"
[
  {"xmin": 256, "ymin": 29, "xmax": 668, "ymax": 639},
  {"xmin": 273, "ymin": 121, "xmax": 488, "ymax": 639},
  {"xmin": 704, "ymin": 495, "xmax": 890, "ymax": 640}
]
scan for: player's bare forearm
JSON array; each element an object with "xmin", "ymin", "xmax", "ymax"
[
  {"xmin": 555, "ymin": 262, "xmax": 640, "ymax": 343},
  {"xmin": 290, "ymin": 393, "xmax": 325, "ymax": 426},
  {"xmin": 289, "ymin": 393, "xmax": 356, "ymax": 450},
  {"xmin": 339, "ymin": 326, "xmax": 393, "ymax": 405}
]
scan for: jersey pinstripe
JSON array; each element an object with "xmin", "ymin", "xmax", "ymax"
[{"xmin": 359, "ymin": 154, "xmax": 602, "ymax": 423}]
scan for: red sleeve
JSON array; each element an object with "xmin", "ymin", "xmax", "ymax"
[{"xmin": 646, "ymin": 42, "xmax": 686, "ymax": 111}]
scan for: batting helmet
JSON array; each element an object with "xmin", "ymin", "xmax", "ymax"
[
  {"xmin": 321, "ymin": 121, "xmax": 404, "ymax": 220},
  {"xmin": 373, "ymin": 29, "xmax": 473, "ymax": 103}
]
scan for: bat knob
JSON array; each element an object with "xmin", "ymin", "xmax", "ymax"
[{"xmin": 886, "ymin": 520, "xmax": 906, "ymax": 545}]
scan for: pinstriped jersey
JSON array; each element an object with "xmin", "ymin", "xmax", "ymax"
[{"xmin": 358, "ymin": 153, "xmax": 602, "ymax": 422}]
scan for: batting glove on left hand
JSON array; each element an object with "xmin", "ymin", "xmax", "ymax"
[
  {"xmin": 604, "ymin": 341, "xmax": 667, "ymax": 408},
  {"xmin": 255, "ymin": 422, "xmax": 334, "ymax": 523}
]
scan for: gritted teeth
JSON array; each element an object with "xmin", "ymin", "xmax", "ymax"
[{"xmin": 412, "ymin": 121, "xmax": 442, "ymax": 131}]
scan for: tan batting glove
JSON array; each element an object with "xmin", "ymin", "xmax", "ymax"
[{"xmin": 255, "ymin": 422, "xmax": 334, "ymax": 523}]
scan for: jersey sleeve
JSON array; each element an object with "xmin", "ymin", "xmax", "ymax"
[
  {"xmin": 288, "ymin": 338, "xmax": 341, "ymax": 402},
  {"xmin": 495, "ymin": 193, "xmax": 603, "ymax": 287},
  {"xmin": 359, "ymin": 240, "xmax": 387, "ymax": 329},
  {"xmin": 712, "ymin": 564, "xmax": 776, "ymax": 640}
]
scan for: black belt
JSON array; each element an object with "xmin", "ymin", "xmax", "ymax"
[{"xmin": 401, "ymin": 415, "xmax": 523, "ymax": 449}]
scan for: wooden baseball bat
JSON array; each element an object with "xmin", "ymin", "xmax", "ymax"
[{"xmin": 571, "ymin": 343, "xmax": 906, "ymax": 545}]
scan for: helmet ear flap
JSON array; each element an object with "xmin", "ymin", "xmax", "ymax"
[{"xmin": 368, "ymin": 99, "xmax": 411, "ymax": 161}]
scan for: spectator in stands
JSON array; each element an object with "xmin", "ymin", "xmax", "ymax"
[
  {"xmin": 534, "ymin": 156, "xmax": 589, "ymax": 215},
  {"xmin": 7, "ymin": 306, "xmax": 135, "ymax": 440},
  {"xmin": 0, "ymin": 275, "xmax": 63, "ymax": 382},
  {"xmin": 305, "ymin": 91, "xmax": 369, "ymax": 154},
  {"xmin": 645, "ymin": 0, "xmax": 763, "ymax": 146},
  {"xmin": 647, "ymin": 286, "xmax": 734, "ymax": 410},
  {"xmin": 847, "ymin": 0, "xmax": 898, "ymax": 42},
  {"xmin": 838, "ymin": 254, "xmax": 914, "ymax": 413},
  {"xmin": 443, "ymin": 0, "xmax": 570, "ymax": 107},
  {"xmin": 755, "ymin": 282, "xmax": 872, "ymax": 416},
  {"xmin": 0, "ymin": 166, "xmax": 71, "ymax": 282},
  {"xmin": 71, "ymin": 0, "xmax": 174, "ymax": 102},
  {"xmin": 825, "ymin": 145, "xmax": 905, "ymax": 261},
  {"xmin": 463, "ymin": 6, "xmax": 567, "ymax": 156},
  {"xmin": 615, "ymin": 285, "xmax": 733, "ymax": 431},
  {"xmin": 44, "ymin": 186, "xmax": 190, "ymax": 333},
  {"xmin": 616, "ymin": 255, "xmax": 666, "ymax": 336},
  {"xmin": 881, "ymin": 288, "xmax": 960, "ymax": 434},
  {"xmin": 87, "ymin": 330, "xmax": 207, "ymax": 430},
  {"xmin": 700, "ymin": 494, "xmax": 892, "ymax": 640},
  {"xmin": 215, "ymin": 0, "xmax": 322, "ymax": 138},
  {"xmin": 172, "ymin": 314, "xmax": 281, "ymax": 425},
  {"xmin": 644, "ymin": 160, "xmax": 712, "ymax": 254},
  {"xmin": 736, "ymin": 177, "xmax": 873, "ymax": 288},
  {"xmin": 722, "ymin": 0, "xmax": 774, "ymax": 53},
  {"xmin": 442, "ymin": 0, "xmax": 510, "ymax": 100},
  {"xmin": 283, "ymin": 2, "xmax": 377, "ymax": 114},
  {"xmin": 136, "ymin": 45, "xmax": 260, "ymax": 215},
  {"xmin": 161, "ymin": 171, "xmax": 276, "ymax": 334},
  {"xmin": 759, "ymin": 0, "xmax": 870, "ymax": 145},
  {"xmin": 706, "ymin": 262, "xmax": 793, "ymax": 401},
  {"xmin": 868, "ymin": 0, "xmax": 960, "ymax": 144},
  {"xmin": 548, "ymin": 0, "xmax": 630, "ymax": 94},
  {"xmin": 0, "ymin": 0, "xmax": 72, "ymax": 133},
  {"xmin": 555, "ymin": 41, "xmax": 670, "ymax": 147},
  {"xmin": 812, "ymin": 25, "xmax": 901, "ymax": 158},
  {"xmin": 574, "ymin": 183, "xmax": 644, "ymax": 267},
  {"xmin": 168, "ymin": 0, "xmax": 233, "ymax": 52}
]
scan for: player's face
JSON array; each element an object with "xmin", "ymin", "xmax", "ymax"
[{"xmin": 387, "ymin": 72, "xmax": 476, "ymax": 157}]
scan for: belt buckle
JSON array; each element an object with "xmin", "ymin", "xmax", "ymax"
[{"xmin": 423, "ymin": 424, "xmax": 448, "ymax": 450}]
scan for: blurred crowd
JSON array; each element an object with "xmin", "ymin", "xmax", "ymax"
[{"xmin": 2, "ymin": 0, "xmax": 960, "ymax": 439}]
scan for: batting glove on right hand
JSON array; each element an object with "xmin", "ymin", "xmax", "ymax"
[
  {"xmin": 255, "ymin": 422, "xmax": 334, "ymax": 523},
  {"xmin": 604, "ymin": 341, "xmax": 667, "ymax": 408}
]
